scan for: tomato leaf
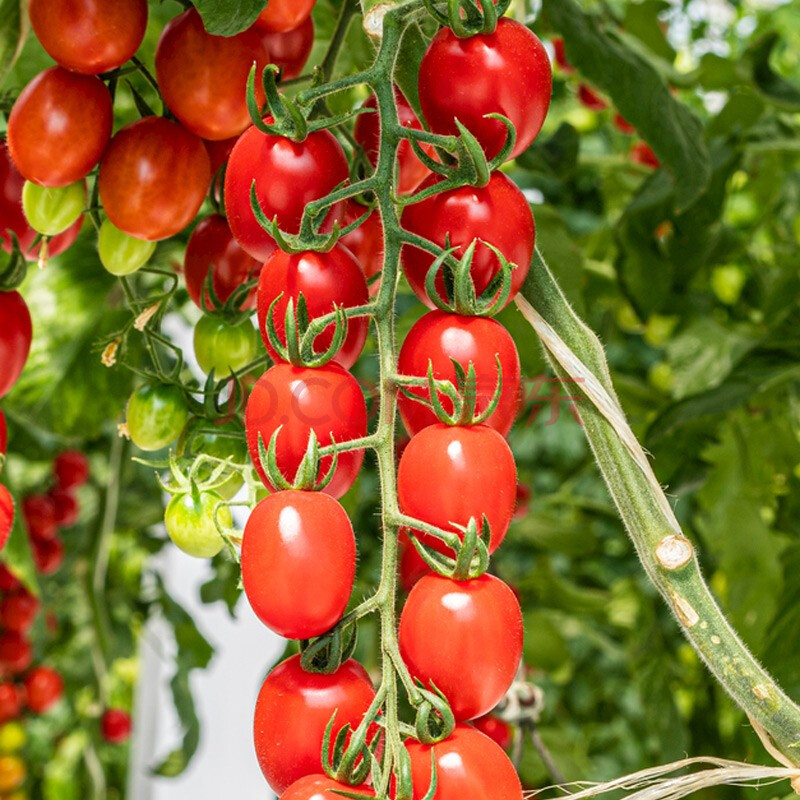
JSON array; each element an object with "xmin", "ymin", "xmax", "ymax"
[
  {"xmin": 193, "ymin": 0, "xmax": 267, "ymax": 37},
  {"xmin": 744, "ymin": 32, "xmax": 800, "ymax": 111},
  {"xmin": 542, "ymin": 0, "xmax": 711, "ymax": 211},
  {"xmin": 0, "ymin": 0, "xmax": 27, "ymax": 88}
]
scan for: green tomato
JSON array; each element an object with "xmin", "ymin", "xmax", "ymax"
[
  {"xmin": 185, "ymin": 418, "xmax": 248, "ymax": 500},
  {"xmin": 0, "ymin": 722, "xmax": 26, "ymax": 754},
  {"xmin": 164, "ymin": 490, "xmax": 231, "ymax": 558},
  {"xmin": 98, "ymin": 219, "xmax": 156, "ymax": 276},
  {"xmin": 711, "ymin": 265, "xmax": 747, "ymax": 306},
  {"xmin": 126, "ymin": 384, "xmax": 189, "ymax": 452},
  {"xmin": 193, "ymin": 315, "xmax": 258, "ymax": 379},
  {"xmin": 22, "ymin": 180, "xmax": 84, "ymax": 236}
]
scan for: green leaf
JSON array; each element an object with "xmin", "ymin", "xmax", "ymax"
[
  {"xmin": 393, "ymin": 21, "xmax": 427, "ymax": 115},
  {"xmin": 193, "ymin": 0, "xmax": 268, "ymax": 36},
  {"xmin": 744, "ymin": 32, "xmax": 800, "ymax": 111},
  {"xmin": 542, "ymin": 0, "xmax": 711, "ymax": 210},
  {"xmin": 622, "ymin": 0, "xmax": 675, "ymax": 63},
  {"xmin": 0, "ymin": 0, "xmax": 26, "ymax": 88}
]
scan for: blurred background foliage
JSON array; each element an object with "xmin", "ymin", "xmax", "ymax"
[{"xmin": 1, "ymin": 0, "xmax": 799, "ymax": 797}]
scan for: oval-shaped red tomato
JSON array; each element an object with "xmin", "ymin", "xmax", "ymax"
[
  {"xmin": 397, "ymin": 311, "xmax": 520, "ymax": 437},
  {"xmin": 254, "ymin": 654, "xmax": 375, "ymax": 794},
  {"xmin": 49, "ymin": 489, "xmax": 79, "ymax": 527},
  {"xmin": 400, "ymin": 574, "xmax": 522, "ymax": 721},
  {"xmin": 32, "ymin": 536, "xmax": 64, "ymax": 575},
  {"xmin": 405, "ymin": 724, "xmax": 523, "ymax": 800},
  {"xmin": 0, "ymin": 486, "xmax": 13, "ymax": 553},
  {"xmin": 184, "ymin": 215, "xmax": 262, "ymax": 311},
  {"xmin": 1, "ymin": 140, "xmax": 82, "ymax": 261},
  {"xmin": 0, "ymin": 409, "xmax": 6, "ymax": 455},
  {"xmin": 257, "ymin": 244, "xmax": 369, "ymax": 369},
  {"xmin": 397, "ymin": 423, "xmax": 516, "ymax": 555},
  {"xmin": 245, "ymin": 363, "xmax": 367, "ymax": 499},
  {"xmin": 99, "ymin": 117, "xmax": 210, "ymax": 241},
  {"xmin": 8, "ymin": 67, "xmax": 112, "ymax": 187},
  {"xmin": 101, "ymin": 708, "xmax": 133, "ymax": 744},
  {"xmin": 24, "ymin": 666, "xmax": 63, "ymax": 714},
  {"xmin": 418, "ymin": 19, "xmax": 551, "ymax": 162},
  {"xmin": 0, "ymin": 683, "xmax": 22, "ymax": 723},
  {"xmin": 242, "ymin": 490, "xmax": 355, "ymax": 639},
  {"xmin": 0, "ymin": 565, "xmax": 20, "ymax": 593},
  {"xmin": 0, "ymin": 291, "xmax": 32, "ymax": 399},
  {"xmin": 29, "ymin": 0, "xmax": 147, "ymax": 75},
  {"xmin": 341, "ymin": 200, "xmax": 383, "ymax": 287},
  {"xmin": 354, "ymin": 88, "xmax": 432, "ymax": 196},
  {"xmin": 0, "ymin": 589, "xmax": 39, "ymax": 634},
  {"xmin": 224, "ymin": 124, "xmax": 348, "ymax": 261},
  {"xmin": 0, "ymin": 632, "xmax": 32, "ymax": 675},
  {"xmin": 258, "ymin": 16, "xmax": 314, "ymax": 81},
  {"xmin": 256, "ymin": 0, "xmax": 315, "ymax": 33},
  {"xmin": 54, "ymin": 450, "xmax": 89, "ymax": 490},
  {"xmin": 22, "ymin": 494, "xmax": 58, "ymax": 541},
  {"xmin": 472, "ymin": 714, "xmax": 513, "ymax": 752},
  {"xmin": 281, "ymin": 775, "xmax": 374, "ymax": 800},
  {"xmin": 401, "ymin": 171, "xmax": 534, "ymax": 309},
  {"xmin": 156, "ymin": 9, "xmax": 270, "ymax": 141}
]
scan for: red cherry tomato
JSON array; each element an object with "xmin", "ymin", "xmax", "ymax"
[
  {"xmin": 257, "ymin": 244, "xmax": 369, "ymax": 369},
  {"xmin": 418, "ymin": 19, "xmax": 551, "ymax": 161},
  {"xmin": 203, "ymin": 136, "xmax": 238, "ymax": 176},
  {"xmin": 256, "ymin": 0, "xmax": 316, "ymax": 33},
  {"xmin": 0, "ymin": 589, "xmax": 39, "ymax": 634},
  {"xmin": 400, "ymin": 574, "xmax": 522, "ymax": 721},
  {"xmin": 0, "ymin": 633, "xmax": 32, "ymax": 676},
  {"xmin": 401, "ymin": 171, "xmax": 534, "ymax": 309},
  {"xmin": 1, "ymin": 140, "xmax": 82, "ymax": 261},
  {"xmin": 0, "ymin": 486, "xmax": 13, "ymax": 552},
  {"xmin": 224, "ymin": 123, "xmax": 348, "ymax": 261},
  {"xmin": 245, "ymin": 362, "xmax": 367, "ymax": 499},
  {"xmin": 614, "ymin": 113, "xmax": 635, "ymax": 135},
  {"xmin": 473, "ymin": 715, "xmax": 513, "ymax": 752},
  {"xmin": 242, "ymin": 490, "xmax": 355, "ymax": 639},
  {"xmin": 0, "ymin": 291, "xmax": 32, "ymax": 399},
  {"xmin": 49, "ymin": 489, "xmax": 79, "ymax": 527},
  {"xmin": 397, "ymin": 311, "xmax": 521, "ymax": 437},
  {"xmin": 24, "ymin": 666, "xmax": 63, "ymax": 714},
  {"xmin": 552, "ymin": 37, "xmax": 572, "ymax": 73},
  {"xmin": 397, "ymin": 423, "xmax": 516, "ymax": 555},
  {"xmin": 99, "ymin": 117, "xmax": 211, "ymax": 241},
  {"xmin": 0, "ymin": 565, "xmax": 20, "ymax": 593},
  {"xmin": 341, "ymin": 200, "xmax": 383, "ymax": 286},
  {"xmin": 399, "ymin": 531, "xmax": 431, "ymax": 593},
  {"xmin": 0, "ymin": 410, "xmax": 6, "ymax": 456},
  {"xmin": 7, "ymin": 67, "xmax": 112, "ymax": 187},
  {"xmin": 631, "ymin": 141, "xmax": 660, "ymax": 169},
  {"xmin": 0, "ymin": 683, "xmax": 22, "ymax": 723},
  {"xmin": 405, "ymin": 724, "xmax": 523, "ymax": 800},
  {"xmin": 183, "ymin": 215, "xmax": 262, "ymax": 311},
  {"xmin": 156, "ymin": 9, "xmax": 270, "ymax": 141},
  {"xmin": 22, "ymin": 495, "xmax": 58, "ymax": 541},
  {"xmin": 32, "ymin": 536, "xmax": 64, "ymax": 575},
  {"xmin": 578, "ymin": 84, "xmax": 607, "ymax": 111},
  {"xmin": 281, "ymin": 774, "xmax": 374, "ymax": 800},
  {"xmin": 54, "ymin": 450, "xmax": 89, "ymax": 490},
  {"xmin": 354, "ymin": 88, "xmax": 432, "ymax": 195},
  {"xmin": 101, "ymin": 708, "xmax": 133, "ymax": 744},
  {"xmin": 29, "ymin": 0, "xmax": 147, "ymax": 75},
  {"xmin": 254, "ymin": 654, "xmax": 376, "ymax": 794},
  {"xmin": 258, "ymin": 16, "xmax": 314, "ymax": 81},
  {"xmin": 513, "ymin": 482, "xmax": 532, "ymax": 522}
]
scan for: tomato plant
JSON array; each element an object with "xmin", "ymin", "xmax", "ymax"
[
  {"xmin": 256, "ymin": 0, "xmax": 316, "ymax": 34},
  {"xmin": 0, "ymin": 684, "xmax": 22, "ymax": 724},
  {"xmin": 23, "ymin": 666, "xmax": 64, "ymax": 714},
  {"xmin": 341, "ymin": 200, "xmax": 384, "ymax": 284},
  {"xmin": 0, "ymin": 589, "xmax": 39, "ymax": 633},
  {"xmin": 22, "ymin": 180, "xmax": 85, "ymax": 236},
  {"xmin": 258, "ymin": 16, "xmax": 314, "ymax": 81},
  {"xmin": 101, "ymin": 708, "xmax": 133, "ymax": 744},
  {"xmin": 0, "ymin": 633, "xmax": 32, "ymax": 676},
  {"xmin": 125, "ymin": 383, "xmax": 189, "ymax": 452},
  {"xmin": 97, "ymin": 219, "xmax": 156, "ymax": 276},
  {"xmin": 280, "ymin": 774, "xmax": 374, "ymax": 800},
  {"xmin": 193, "ymin": 315, "xmax": 258, "ymax": 379},
  {"xmin": 472, "ymin": 714, "xmax": 513, "ymax": 752},
  {"xmin": 164, "ymin": 490, "xmax": 231, "ymax": 558}
]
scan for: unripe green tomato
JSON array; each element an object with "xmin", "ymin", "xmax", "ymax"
[
  {"xmin": 711, "ymin": 265, "xmax": 747, "ymax": 306},
  {"xmin": 185, "ymin": 418, "xmax": 248, "ymax": 500},
  {"xmin": 164, "ymin": 490, "xmax": 231, "ymax": 558},
  {"xmin": 98, "ymin": 219, "xmax": 156, "ymax": 276},
  {"xmin": 643, "ymin": 314, "xmax": 678, "ymax": 347},
  {"xmin": 22, "ymin": 180, "xmax": 84, "ymax": 235},
  {"xmin": 193, "ymin": 315, "xmax": 258, "ymax": 379},
  {"xmin": 0, "ymin": 722, "xmax": 26, "ymax": 754},
  {"xmin": 126, "ymin": 384, "xmax": 189, "ymax": 451}
]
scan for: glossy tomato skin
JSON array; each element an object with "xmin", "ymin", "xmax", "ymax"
[
  {"xmin": 419, "ymin": 19, "xmax": 551, "ymax": 161},
  {"xmin": 184, "ymin": 215, "xmax": 262, "ymax": 311},
  {"xmin": 341, "ymin": 200, "xmax": 383, "ymax": 286},
  {"xmin": 0, "ymin": 291, "xmax": 32, "ymax": 399},
  {"xmin": 164, "ymin": 490, "xmax": 230, "ymax": 559},
  {"xmin": 397, "ymin": 312, "xmax": 521, "ymax": 437},
  {"xmin": 54, "ymin": 450, "xmax": 89, "ymax": 490},
  {"xmin": 8, "ymin": 67, "xmax": 112, "ymax": 187},
  {"xmin": 0, "ymin": 486, "xmax": 13, "ymax": 553},
  {"xmin": 473, "ymin": 715, "xmax": 513, "ymax": 752},
  {"xmin": 0, "ymin": 141, "xmax": 82, "ymax": 260},
  {"xmin": 0, "ymin": 633, "xmax": 32, "ymax": 675},
  {"xmin": 126, "ymin": 383, "xmax": 189, "ymax": 452},
  {"xmin": 257, "ymin": 244, "xmax": 369, "ymax": 369},
  {"xmin": 0, "ymin": 684, "xmax": 22, "ymax": 723},
  {"xmin": 0, "ymin": 590, "xmax": 40, "ymax": 634},
  {"xmin": 400, "ymin": 574, "xmax": 523, "ymax": 721},
  {"xmin": 401, "ymin": 172, "xmax": 534, "ymax": 309},
  {"xmin": 258, "ymin": 16, "xmax": 314, "ymax": 81},
  {"xmin": 256, "ymin": 0, "xmax": 315, "ymax": 33},
  {"xmin": 354, "ymin": 88, "xmax": 432, "ymax": 195},
  {"xmin": 224, "ymin": 124, "xmax": 348, "ymax": 261},
  {"xmin": 99, "ymin": 117, "xmax": 210, "ymax": 241},
  {"xmin": 156, "ymin": 9, "xmax": 270, "ymax": 141},
  {"xmin": 405, "ymin": 724, "xmax": 523, "ymax": 800},
  {"xmin": 245, "ymin": 363, "xmax": 367, "ymax": 499},
  {"xmin": 242, "ymin": 490, "xmax": 355, "ymax": 639},
  {"xmin": 281, "ymin": 775, "xmax": 374, "ymax": 800},
  {"xmin": 254, "ymin": 654, "xmax": 375, "ymax": 794},
  {"xmin": 29, "ymin": 0, "xmax": 147, "ymax": 74},
  {"xmin": 24, "ymin": 667, "xmax": 64, "ymax": 714},
  {"xmin": 0, "ymin": 410, "xmax": 5, "ymax": 455},
  {"xmin": 193, "ymin": 315, "xmax": 258, "ymax": 379},
  {"xmin": 397, "ymin": 424, "xmax": 516, "ymax": 555},
  {"xmin": 101, "ymin": 708, "xmax": 133, "ymax": 744}
]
